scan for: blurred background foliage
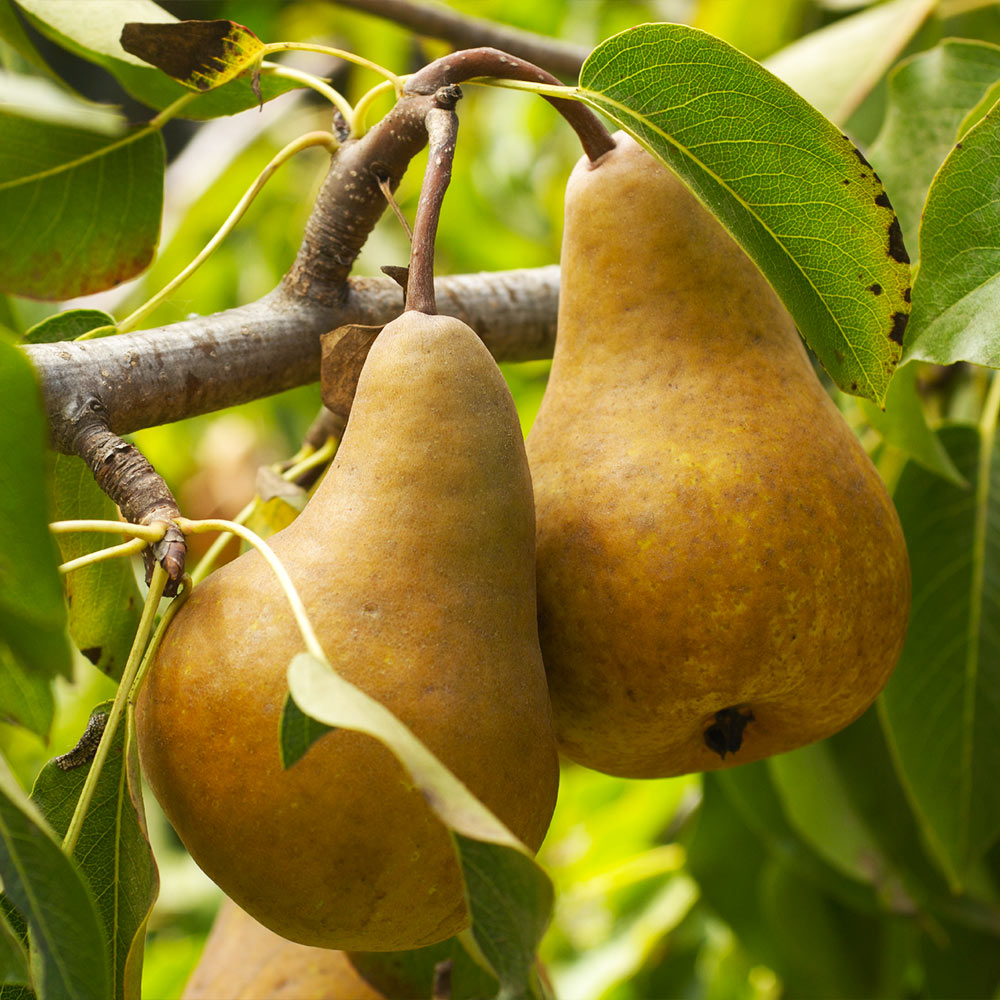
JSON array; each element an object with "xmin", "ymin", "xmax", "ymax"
[{"xmin": 4, "ymin": 0, "xmax": 1000, "ymax": 997}]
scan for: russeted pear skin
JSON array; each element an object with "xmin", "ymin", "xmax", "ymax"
[
  {"xmin": 526, "ymin": 132, "xmax": 911, "ymax": 779},
  {"xmin": 182, "ymin": 899, "xmax": 387, "ymax": 1000},
  {"xmin": 137, "ymin": 311, "xmax": 559, "ymax": 951}
]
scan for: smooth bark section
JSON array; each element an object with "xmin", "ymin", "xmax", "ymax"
[
  {"xmin": 24, "ymin": 267, "xmax": 559, "ymax": 446},
  {"xmin": 332, "ymin": 0, "xmax": 589, "ymax": 80}
]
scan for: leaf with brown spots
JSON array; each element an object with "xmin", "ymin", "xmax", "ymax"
[
  {"xmin": 579, "ymin": 24, "xmax": 911, "ymax": 404},
  {"xmin": 120, "ymin": 19, "xmax": 265, "ymax": 94}
]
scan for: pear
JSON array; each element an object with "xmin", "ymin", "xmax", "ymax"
[
  {"xmin": 183, "ymin": 899, "xmax": 387, "ymax": 1000},
  {"xmin": 136, "ymin": 311, "xmax": 559, "ymax": 951},
  {"xmin": 526, "ymin": 131, "xmax": 910, "ymax": 779}
]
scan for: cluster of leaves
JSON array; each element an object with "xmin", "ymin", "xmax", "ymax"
[{"xmin": 2, "ymin": 0, "xmax": 1000, "ymax": 998}]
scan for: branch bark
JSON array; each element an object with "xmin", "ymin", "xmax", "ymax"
[
  {"xmin": 332, "ymin": 0, "xmax": 589, "ymax": 80},
  {"xmin": 25, "ymin": 267, "xmax": 560, "ymax": 446}
]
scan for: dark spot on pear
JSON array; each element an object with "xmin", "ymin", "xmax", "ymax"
[
  {"xmin": 903, "ymin": 287, "xmax": 911, "ymax": 303},
  {"xmin": 81, "ymin": 647, "xmax": 102, "ymax": 665},
  {"xmin": 852, "ymin": 145, "xmax": 873, "ymax": 169},
  {"xmin": 874, "ymin": 191, "xmax": 892, "ymax": 210},
  {"xmin": 889, "ymin": 311, "xmax": 908, "ymax": 346},
  {"xmin": 703, "ymin": 707, "xmax": 755, "ymax": 758},
  {"xmin": 869, "ymin": 283, "xmax": 883, "ymax": 296},
  {"xmin": 888, "ymin": 218, "xmax": 910, "ymax": 264},
  {"xmin": 852, "ymin": 381, "xmax": 859, "ymax": 392}
]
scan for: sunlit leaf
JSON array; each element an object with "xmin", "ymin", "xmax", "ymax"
[
  {"xmin": 881, "ymin": 424, "xmax": 1000, "ymax": 888},
  {"xmin": 764, "ymin": 0, "xmax": 935, "ymax": 124},
  {"xmin": 48, "ymin": 455, "xmax": 142, "ymax": 682},
  {"xmin": 867, "ymin": 39, "xmax": 1000, "ymax": 259},
  {"xmin": 904, "ymin": 104, "xmax": 1000, "ymax": 367},
  {"xmin": 24, "ymin": 311, "xmax": 116, "ymax": 345},
  {"xmin": 0, "ymin": 753, "xmax": 111, "ymax": 999},
  {"xmin": 120, "ymin": 20, "xmax": 265, "ymax": 94},
  {"xmin": 0, "ymin": 69, "xmax": 123, "ymax": 136},
  {"xmin": 0, "ymin": 113, "xmax": 164, "ymax": 300},
  {"xmin": 32, "ymin": 705, "xmax": 158, "ymax": 1000},
  {"xmin": 0, "ymin": 340, "xmax": 71, "ymax": 688},
  {"xmin": 577, "ymin": 23, "xmax": 911, "ymax": 404},
  {"xmin": 286, "ymin": 653, "xmax": 553, "ymax": 1000}
]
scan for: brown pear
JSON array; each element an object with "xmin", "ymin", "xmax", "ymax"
[
  {"xmin": 137, "ymin": 311, "xmax": 559, "ymax": 951},
  {"xmin": 183, "ymin": 898, "xmax": 387, "ymax": 1000},
  {"xmin": 526, "ymin": 131, "xmax": 910, "ymax": 779}
]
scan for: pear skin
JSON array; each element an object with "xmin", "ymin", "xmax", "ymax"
[
  {"xmin": 182, "ymin": 898, "xmax": 387, "ymax": 1000},
  {"xmin": 526, "ymin": 132, "xmax": 910, "ymax": 778},
  {"xmin": 137, "ymin": 311, "xmax": 559, "ymax": 951}
]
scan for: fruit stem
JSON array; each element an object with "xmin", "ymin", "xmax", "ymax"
[
  {"xmin": 58, "ymin": 536, "xmax": 148, "ymax": 574},
  {"xmin": 62, "ymin": 564, "xmax": 169, "ymax": 857},
  {"xmin": 177, "ymin": 518, "xmax": 327, "ymax": 662},
  {"xmin": 406, "ymin": 91, "xmax": 461, "ymax": 315},
  {"xmin": 404, "ymin": 47, "xmax": 613, "ymax": 161}
]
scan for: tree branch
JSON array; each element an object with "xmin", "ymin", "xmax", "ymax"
[
  {"xmin": 332, "ymin": 0, "xmax": 589, "ymax": 80},
  {"xmin": 25, "ymin": 267, "xmax": 560, "ymax": 446}
]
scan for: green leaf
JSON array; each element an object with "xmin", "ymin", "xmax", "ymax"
[
  {"xmin": 577, "ymin": 22, "xmax": 911, "ymax": 405},
  {"xmin": 867, "ymin": 39, "xmax": 1000, "ymax": 260},
  {"xmin": 768, "ymin": 741, "xmax": 897, "ymax": 890},
  {"xmin": 881, "ymin": 423, "xmax": 1000, "ymax": 888},
  {"xmin": 31, "ymin": 704, "xmax": 158, "ymax": 1000},
  {"xmin": 0, "ymin": 0, "xmax": 52, "ymax": 75},
  {"xmin": 715, "ymin": 762, "xmax": 880, "ymax": 914},
  {"xmin": 286, "ymin": 653, "xmax": 553, "ymax": 1000},
  {"xmin": 0, "ymin": 752, "xmax": 111, "ymax": 1000},
  {"xmin": 348, "ymin": 939, "xmax": 500, "ymax": 1000},
  {"xmin": 277, "ymin": 693, "xmax": 332, "ymax": 769},
  {"xmin": 0, "ymin": 909, "xmax": 28, "ymax": 987},
  {"xmin": 0, "ymin": 70, "xmax": 123, "ymax": 137},
  {"xmin": 12, "ymin": 0, "xmax": 299, "ymax": 119},
  {"xmin": 764, "ymin": 0, "xmax": 936, "ymax": 125},
  {"xmin": 0, "ymin": 646, "xmax": 53, "ymax": 740},
  {"xmin": 119, "ymin": 19, "xmax": 265, "ymax": 93},
  {"xmin": 858, "ymin": 363, "xmax": 965, "ymax": 485},
  {"xmin": 904, "ymin": 103, "xmax": 1000, "ymax": 368},
  {"xmin": 48, "ymin": 456, "xmax": 142, "ymax": 682},
  {"xmin": 0, "ymin": 340, "xmax": 71, "ymax": 684},
  {"xmin": 24, "ymin": 312, "xmax": 116, "ymax": 345},
  {"xmin": 0, "ymin": 112, "xmax": 164, "ymax": 300}
]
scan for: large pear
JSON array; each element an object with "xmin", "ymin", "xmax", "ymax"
[
  {"xmin": 137, "ymin": 311, "xmax": 559, "ymax": 951},
  {"xmin": 526, "ymin": 132, "xmax": 910, "ymax": 779}
]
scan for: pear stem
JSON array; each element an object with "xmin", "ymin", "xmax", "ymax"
[
  {"xmin": 404, "ymin": 47, "xmax": 613, "ymax": 161},
  {"xmin": 407, "ymin": 93, "xmax": 461, "ymax": 315}
]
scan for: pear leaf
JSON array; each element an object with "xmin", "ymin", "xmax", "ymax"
[
  {"xmin": 286, "ymin": 653, "xmax": 553, "ymax": 1000},
  {"xmin": 31, "ymin": 704, "xmax": 159, "ymax": 1000},
  {"xmin": 0, "ymin": 340, "xmax": 71, "ymax": 691},
  {"xmin": 24, "ymin": 311, "xmax": 116, "ymax": 345},
  {"xmin": 577, "ymin": 22, "xmax": 911, "ymax": 405},
  {"xmin": 867, "ymin": 39, "xmax": 1000, "ymax": 260},
  {"xmin": 119, "ymin": 20, "xmax": 265, "ymax": 94},
  {"xmin": 0, "ymin": 753, "xmax": 111, "ymax": 999},
  {"xmin": 0, "ymin": 112, "xmax": 164, "ymax": 300},
  {"xmin": 48, "ymin": 455, "xmax": 143, "ymax": 681},
  {"xmin": 904, "ymin": 103, "xmax": 1000, "ymax": 367},
  {"xmin": 880, "ymin": 424, "xmax": 1000, "ymax": 889}
]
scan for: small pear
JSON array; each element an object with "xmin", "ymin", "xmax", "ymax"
[
  {"xmin": 526, "ymin": 131, "xmax": 910, "ymax": 778},
  {"xmin": 182, "ymin": 899, "xmax": 387, "ymax": 1000},
  {"xmin": 137, "ymin": 311, "xmax": 559, "ymax": 950}
]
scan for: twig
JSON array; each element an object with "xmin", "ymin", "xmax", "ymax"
[
  {"xmin": 332, "ymin": 0, "xmax": 589, "ymax": 80},
  {"xmin": 407, "ymin": 90, "xmax": 461, "ymax": 314},
  {"xmin": 404, "ymin": 47, "xmax": 613, "ymax": 161},
  {"xmin": 65, "ymin": 401, "xmax": 186, "ymax": 593}
]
